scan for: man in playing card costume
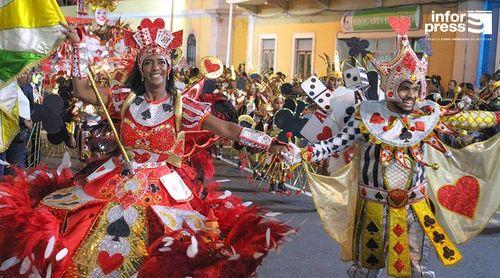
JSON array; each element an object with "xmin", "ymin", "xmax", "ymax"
[
  {"xmin": 283, "ymin": 16, "xmax": 499, "ymax": 278},
  {"xmin": 0, "ymin": 18, "xmax": 293, "ymax": 277}
]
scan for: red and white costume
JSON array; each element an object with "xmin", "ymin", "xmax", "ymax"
[{"xmin": 0, "ymin": 19, "xmax": 290, "ymax": 278}]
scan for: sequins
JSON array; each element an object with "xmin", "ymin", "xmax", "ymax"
[
  {"xmin": 402, "ymin": 52, "xmax": 416, "ymax": 72},
  {"xmin": 70, "ymin": 203, "xmax": 148, "ymax": 277},
  {"xmin": 121, "ymin": 117, "xmax": 177, "ymax": 155},
  {"xmin": 128, "ymin": 95, "xmax": 174, "ymax": 127},
  {"xmin": 437, "ymin": 176, "xmax": 479, "ymax": 218}
]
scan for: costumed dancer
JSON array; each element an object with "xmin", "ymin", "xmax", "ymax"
[
  {"xmin": 0, "ymin": 18, "xmax": 293, "ymax": 277},
  {"xmin": 320, "ymin": 50, "xmax": 344, "ymax": 91},
  {"xmin": 283, "ymin": 16, "xmax": 499, "ymax": 277}
]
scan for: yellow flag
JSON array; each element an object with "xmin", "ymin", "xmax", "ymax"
[{"xmin": 0, "ymin": 82, "xmax": 20, "ymax": 152}]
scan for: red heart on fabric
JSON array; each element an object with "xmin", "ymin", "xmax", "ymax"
[
  {"xmin": 204, "ymin": 59, "xmax": 220, "ymax": 73},
  {"xmin": 388, "ymin": 16, "xmax": 411, "ymax": 36},
  {"xmin": 316, "ymin": 126, "xmax": 333, "ymax": 141},
  {"xmin": 388, "ymin": 189, "xmax": 408, "ymax": 207},
  {"xmin": 369, "ymin": 113, "xmax": 385, "ymax": 124},
  {"xmin": 95, "ymin": 165, "xmax": 106, "ymax": 173},
  {"xmin": 133, "ymin": 151, "xmax": 151, "ymax": 163},
  {"xmin": 437, "ymin": 176, "xmax": 479, "ymax": 219},
  {"xmin": 98, "ymin": 251, "xmax": 124, "ymax": 275}
]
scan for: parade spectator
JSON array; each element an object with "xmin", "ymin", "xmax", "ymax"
[
  {"xmin": 479, "ymin": 73, "xmax": 491, "ymax": 90},
  {"xmin": 493, "ymin": 70, "xmax": 500, "ymax": 81},
  {"xmin": 447, "ymin": 79, "xmax": 457, "ymax": 99},
  {"xmin": 4, "ymin": 72, "xmax": 34, "ymax": 174}
]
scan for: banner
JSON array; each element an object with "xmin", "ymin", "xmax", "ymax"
[{"xmin": 341, "ymin": 5, "xmax": 420, "ymax": 32}]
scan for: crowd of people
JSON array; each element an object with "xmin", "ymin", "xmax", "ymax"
[{"xmin": 425, "ymin": 71, "xmax": 500, "ymax": 147}]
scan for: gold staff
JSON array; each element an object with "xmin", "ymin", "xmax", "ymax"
[{"xmin": 87, "ymin": 66, "xmax": 132, "ymax": 167}]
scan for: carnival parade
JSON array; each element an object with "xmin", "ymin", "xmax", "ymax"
[{"xmin": 0, "ymin": 0, "xmax": 498, "ymax": 277}]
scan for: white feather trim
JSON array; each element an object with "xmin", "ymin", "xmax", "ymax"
[
  {"xmin": 186, "ymin": 236, "xmax": 198, "ymax": 258},
  {"xmin": 44, "ymin": 236, "xmax": 56, "ymax": 259},
  {"xmin": 0, "ymin": 256, "xmax": 20, "ymax": 271}
]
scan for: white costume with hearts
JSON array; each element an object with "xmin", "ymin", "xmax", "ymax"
[{"xmin": 304, "ymin": 15, "xmax": 500, "ymax": 278}]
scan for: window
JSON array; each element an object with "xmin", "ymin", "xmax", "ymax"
[
  {"xmin": 295, "ymin": 38, "xmax": 313, "ymax": 78},
  {"xmin": 187, "ymin": 34, "xmax": 196, "ymax": 67},
  {"xmin": 338, "ymin": 38, "xmax": 424, "ymax": 72},
  {"xmin": 260, "ymin": 38, "xmax": 275, "ymax": 72}
]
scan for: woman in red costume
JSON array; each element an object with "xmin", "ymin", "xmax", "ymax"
[{"xmin": 0, "ymin": 19, "xmax": 292, "ymax": 277}]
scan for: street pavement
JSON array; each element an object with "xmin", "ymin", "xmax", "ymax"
[{"xmin": 212, "ymin": 159, "xmax": 500, "ymax": 278}]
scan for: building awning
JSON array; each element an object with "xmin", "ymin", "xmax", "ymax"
[{"xmin": 337, "ymin": 30, "xmax": 426, "ymax": 39}]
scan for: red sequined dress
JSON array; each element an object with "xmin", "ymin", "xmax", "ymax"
[{"xmin": 0, "ymin": 92, "xmax": 291, "ymax": 277}]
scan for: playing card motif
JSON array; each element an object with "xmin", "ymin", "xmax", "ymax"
[
  {"xmin": 417, "ymin": 37, "xmax": 432, "ymax": 56},
  {"xmin": 275, "ymin": 99, "xmax": 308, "ymax": 142},
  {"xmin": 300, "ymin": 110, "xmax": 338, "ymax": 143},
  {"xmin": 343, "ymin": 67, "xmax": 369, "ymax": 90},
  {"xmin": 432, "ymin": 231, "xmax": 445, "ymax": 244},
  {"xmin": 366, "ymin": 238, "xmax": 379, "ymax": 250},
  {"xmin": 329, "ymin": 87, "xmax": 363, "ymax": 131},
  {"xmin": 301, "ymin": 75, "xmax": 334, "ymax": 112},
  {"xmin": 398, "ymin": 128, "xmax": 413, "ymax": 142},
  {"xmin": 346, "ymin": 37, "xmax": 370, "ymax": 57},
  {"xmin": 366, "ymin": 254, "xmax": 380, "ymax": 265},
  {"xmin": 359, "ymin": 100, "xmax": 440, "ymax": 147},
  {"xmin": 41, "ymin": 186, "xmax": 96, "ymax": 210},
  {"xmin": 309, "ymin": 118, "xmax": 361, "ymax": 162},
  {"xmin": 442, "ymin": 246, "xmax": 456, "ymax": 260},
  {"xmin": 366, "ymin": 221, "xmax": 379, "ymax": 234},
  {"xmin": 423, "ymin": 215, "xmax": 436, "ymax": 228}
]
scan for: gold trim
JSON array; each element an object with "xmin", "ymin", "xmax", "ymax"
[
  {"xmin": 69, "ymin": 203, "xmax": 149, "ymax": 276},
  {"xmin": 174, "ymin": 91, "xmax": 183, "ymax": 133},
  {"xmin": 120, "ymin": 91, "xmax": 137, "ymax": 120}
]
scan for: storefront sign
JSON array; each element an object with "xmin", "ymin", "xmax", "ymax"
[{"xmin": 342, "ymin": 5, "xmax": 420, "ymax": 32}]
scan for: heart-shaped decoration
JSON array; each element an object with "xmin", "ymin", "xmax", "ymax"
[
  {"xmin": 95, "ymin": 165, "xmax": 106, "ymax": 173},
  {"xmin": 204, "ymin": 59, "xmax": 220, "ymax": 73},
  {"xmin": 437, "ymin": 176, "xmax": 479, "ymax": 219},
  {"xmin": 98, "ymin": 251, "xmax": 124, "ymax": 275},
  {"xmin": 139, "ymin": 18, "xmax": 153, "ymax": 29},
  {"xmin": 369, "ymin": 113, "xmax": 385, "ymax": 124},
  {"xmin": 316, "ymin": 126, "xmax": 333, "ymax": 141},
  {"xmin": 388, "ymin": 16, "xmax": 411, "ymax": 36},
  {"xmin": 387, "ymin": 189, "xmax": 408, "ymax": 208},
  {"xmin": 133, "ymin": 151, "xmax": 151, "ymax": 163}
]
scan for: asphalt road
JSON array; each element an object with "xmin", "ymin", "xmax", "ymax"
[{"xmin": 212, "ymin": 159, "xmax": 500, "ymax": 278}]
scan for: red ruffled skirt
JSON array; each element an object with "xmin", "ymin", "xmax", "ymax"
[{"xmin": 0, "ymin": 160, "xmax": 292, "ymax": 277}]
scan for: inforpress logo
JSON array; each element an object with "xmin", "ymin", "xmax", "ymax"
[
  {"xmin": 467, "ymin": 11, "xmax": 492, "ymax": 34},
  {"xmin": 425, "ymin": 10, "xmax": 492, "ymax": 35}
]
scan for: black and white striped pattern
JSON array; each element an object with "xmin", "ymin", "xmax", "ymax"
[
  {"xmin": 360, "ymin": 144, "xmax": 384, "ymax": 188},
  {"xmin": 310, "ymin": 117, "xmax": 361, "ymax": 162}
]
